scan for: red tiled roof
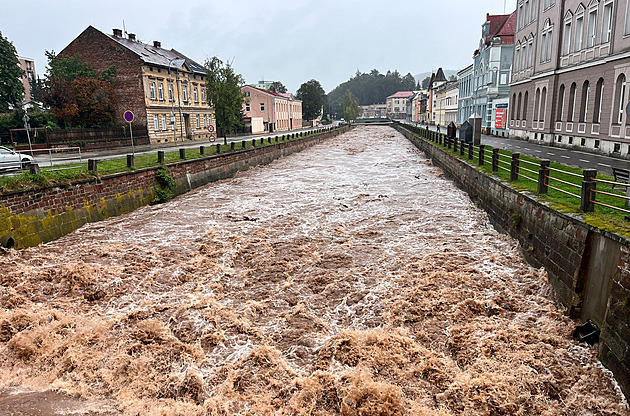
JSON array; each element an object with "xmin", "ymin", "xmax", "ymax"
[{"xmin": 387, "ymin": 91, "xmax": 415, "ymax": 99}]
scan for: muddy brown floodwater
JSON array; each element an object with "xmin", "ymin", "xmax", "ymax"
[{"xmin": 0, "ymin": 126, "xmax": 628, "ymax": 415}]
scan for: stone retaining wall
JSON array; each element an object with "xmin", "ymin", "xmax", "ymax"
[{"xmin": 394, "ymin": 124, "xmax": 630, "ymax": 398}]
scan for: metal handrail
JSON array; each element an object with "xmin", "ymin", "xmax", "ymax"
[
  {"xmin": 548, "ymin": 166, "xmax": 583, "ymax": 178},
  {"xmin": 549, "ymin": 184, "xmax": 581, "ymax": 199},
  {"xmin": 547, "ymin": 175, "xmax": 582, "ymax": 189}
]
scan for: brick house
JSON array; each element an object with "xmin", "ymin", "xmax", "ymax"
[
  {"xmin": 241, "ymin": 85, "xmax": 303, "ymax": 133},
  {"xmin": 59, "ymin": 26, "xmax": 215, "ymax": 144},
  {"xmin": 510, "ymin": 0, "xmax": 630, "ymax": 157}
]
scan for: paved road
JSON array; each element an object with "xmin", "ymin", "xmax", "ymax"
[{"xmin": 406, "ymin": 122, "xmax": 630, "ymax": 177}]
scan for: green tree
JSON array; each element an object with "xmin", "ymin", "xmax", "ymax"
[
  {"xmin": 421, "ymin": 76, "xmax": 431, "ymax": 90},
  {"xmin": 296, "ymin": 79, "xmax": 326, "ymax": 121},
  {"xmin": 269, "ymin": 81, "xmax": 287, "ymax": 93},
  {"xmin": 204, "ymin": 56, "xmax": 245, "ymax": 133},
  {"xmin": 341, "ymin": 90, "xmax": 360, "ymax": 122},
  {"xmin": 43, "ymin": 51, "xmax": 118, "ymax": 127},
  {"xmin": 0, "ymin": 31, "xmax": 25, "ymax": 112}
]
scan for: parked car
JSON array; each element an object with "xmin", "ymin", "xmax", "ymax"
[{"xmin": 0, "ymin": 146, "xmax": 34, "ymax": 172}]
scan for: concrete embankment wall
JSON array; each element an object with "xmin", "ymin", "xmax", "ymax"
[
  {"xmin": 0, "ymin": 127, "xmax": 348, "ymax": 250},
  {"xmin": 394, "ymin": 124, "xmax": 630, "ymax": 398}
]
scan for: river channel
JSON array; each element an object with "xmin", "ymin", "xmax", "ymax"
[{"xmin": 0, "ymin": 125, "xmax": 627, "ymax": 415}]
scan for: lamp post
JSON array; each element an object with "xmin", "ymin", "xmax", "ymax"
[{"xmin": 168, "ymin": 58, "xmax": 186, "ymax": 142}]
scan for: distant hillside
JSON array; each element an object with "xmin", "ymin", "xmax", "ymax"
[{"xmin": 414, "ymin": 69, "xmax": 459, "ymax": 84}]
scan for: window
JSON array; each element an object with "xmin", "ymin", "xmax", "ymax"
[
  {"xmin": 557, "ymin": 84, "xmax": 565, "ymax": 121},
  {"xmin": 575, "ymin": 15, "xmax": 584, "ymax": 50},
  {"xmin": 580, "ymin": 81, "xmax": 590, "ymax": 122},
  {"xmin": 168, "ymin": 82, "xmax": 174, "ymax": 101},
  {"xmin": 534, "ymin": 88, "xmax": 541, "ymax": 121},
  {"xmin": 161, "ymin": 114, "xmax": 166, "ymax": 130},
  {"xmin": 201, "ymin": 87, "xmax": 206, "ymax": 103},
  {"xmin": 245, "ymin": 103, "xmax": 250, "ymax": 112},
  {"xmin": 204, "ymin": 114, "xmax": 208, "ymax": 127},
  {"xmin": 525, "ymin": 0, "xmax": 530, "ymax": 25},
  {"xmin": 150, "ymin": 81, "xmax": 156, "ymax": 100},
  {"xmin": 196, "ymin": 114, "xmax": 200, "ymax": 128},
  {"xmin": 182, "ymin": 85, "xmax": 188, "ymax": 102},
  {"xmin": 587, "ymin": 8, "xmax": 597, "ymax": 48},
  {"xmin": 517, "ymin": 92, "xmax": 523, "ymax": 119},
  {"xmin": 194, "ymin": 87, "xmax": 199, "ymax": 103},
  {"xmin": 540, "ymin": 87, "xmax": 547, "ymax": 124},
  {"xmin": 158, "ymin": 82, "xmax": 164, "ymax": 100},
  {"xmin": 563, "ymin": 19, "xmax": 572, "ymax": 55},
  {"xmin": 523, "ymin": 91, "xmax": 529, "ymax": 120},
  {"xmin": 515, "ymin": 45, "xmax": 521, "ymax": 71},
  {"xmin": 568, "ymin": 83, "xmax": 577, "ymax": 122},
  {"xmin": 541, "ymin": 20, "xmax": 554, "ymax": 62},
  {"xmin": 602, "ymin": 2, "xmax": 613, "ymax": 43},
  {"xmin": 626, "ymin": 1, "xmax": 630, "ymax": 35},
  {"xmin": 531, "ymin": 0, "xmax": 538, "ymax": 21},
  {"xmin": 614, "ymin": 74, "xmax": 626, "ymax": 124},
  {"xmin": 511, "ymin": 93, "xmax": 517, "ymax": 120},
  {"xmin": 260, "ymin": 102, "xmax": 265, "ymax": 112},
  {"xmin": 593, "ymin": 78, "xmax": 604, "ymax": 123},
  {"xmin": 153, "ymin": 114, "xmax": 159, "ymax": 131}
]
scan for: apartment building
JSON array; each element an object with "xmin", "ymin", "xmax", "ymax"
[
  {"xmin": 241, "ymin": 85, "xmax": 303, "ymax": 133},
  {"xmin": 510, "ymin": 0, "xmax": 630, "ymax": 157}
]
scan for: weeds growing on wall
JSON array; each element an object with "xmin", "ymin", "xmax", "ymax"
[{"xmin": 153, "ymin": 167, "xmax": 176, "ymax": 203}]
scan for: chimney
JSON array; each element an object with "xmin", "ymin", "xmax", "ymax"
[
  {"xmin": 153, "ymin": 40, "xmax": 161, "ymax": 48},
  {"xmin": 113, "ymin": 28, "xmax": 123, "ymax": 37},
  {"xmin": 128, "ymin": 33, "xmax": 136, "ymax": 41}
]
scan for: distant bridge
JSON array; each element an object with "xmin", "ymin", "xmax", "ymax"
[{"xmin": 353, "ymin": 118, "xmax": 392, "ymax": 125}]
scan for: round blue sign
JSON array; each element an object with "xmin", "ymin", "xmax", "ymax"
[{"xmin": 124, "ymin": 111, "xmax": 134, "ymax": 123}]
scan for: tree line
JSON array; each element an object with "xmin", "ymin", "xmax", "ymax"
[{"xmin": 326, "ymin": 69, "xmax": 418, "ymax": 116}]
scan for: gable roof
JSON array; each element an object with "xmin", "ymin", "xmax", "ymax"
[
  {"xmin": 485, "ymin": 11, "xmax": 516, "ymax": 46},
  {"xmin": 243, "ymin": 85, "xmax": 300, "ymax": 101},
  {"xmin": 74, "ymin": 26, "xmax": 207, "ymax": 75}
]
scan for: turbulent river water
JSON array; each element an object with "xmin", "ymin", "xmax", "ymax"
[{"xmin": 0, "ymin": 126, "xmax": 628, "ymax": 415}]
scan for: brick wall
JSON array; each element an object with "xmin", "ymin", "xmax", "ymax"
[{"xmin": 394, "ymin": 123, "xmax": 630, "ymax": 399}]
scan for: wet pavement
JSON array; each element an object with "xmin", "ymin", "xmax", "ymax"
[{"xmin": 0, "ymin": 125, "xmax": 627, "ymax": 415}]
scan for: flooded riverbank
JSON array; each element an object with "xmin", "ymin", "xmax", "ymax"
[{"xmin": 0, "ymin": 126, "xmax": 627, "ymax": 415}]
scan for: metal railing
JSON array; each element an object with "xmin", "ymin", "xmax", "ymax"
[
  {"xmin": 22, "ymin": 147, "xmax": 84, "ymax": 173},
  {"xmin": 401, "ymin": 124, "xmax": 630, "ymax": 216}
]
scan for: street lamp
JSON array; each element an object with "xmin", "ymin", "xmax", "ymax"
[{"xmin": 168, "ymin": 58, "xmax": 186, "ymax": 142}]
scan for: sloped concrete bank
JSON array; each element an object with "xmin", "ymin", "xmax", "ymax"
[
  {"xmin": 394, "ymin": 123, "xmax": 630, "ymax": 398},
  {"xmin": 0, "ymin": 127, "xmax": 349, "ymax": 250}
]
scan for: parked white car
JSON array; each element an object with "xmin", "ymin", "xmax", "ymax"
[{"xmin": 0, "ymin": 146, "xmax": 34, "ymax": 172}]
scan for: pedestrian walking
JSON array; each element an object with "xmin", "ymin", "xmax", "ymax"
[{"xmin": 437, "ymin": 124, "xmax": 441, "ymax": 133}]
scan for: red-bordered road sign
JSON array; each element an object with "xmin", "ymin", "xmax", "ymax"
[
  {"xmin": 124, "ymin": 111, "xmax": 134, "ymax": 123},
  {"xmin": 209, "ymin": 135, "xmax": 216, "ymax": 142}
]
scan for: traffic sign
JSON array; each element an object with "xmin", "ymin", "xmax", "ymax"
[
  {"xmin": 209, "ymin": 135, "xmax": 216, "ymax": 142},
  {"xmin": 207, "ymin": 125, "xmax": 214, "ymax": 133},
  {"xmin": 124, "ymin": 110, "xmax": 134, "ymax": 123}
]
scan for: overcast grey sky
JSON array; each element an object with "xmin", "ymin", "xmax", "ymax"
[{"xmin": 2, "ymin": 0, "xmax": 512, "ymax": 93}]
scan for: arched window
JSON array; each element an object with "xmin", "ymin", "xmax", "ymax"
[
  {"xmin": 523, "ymin": 91, "xmax": 529, "ymax": 121},
  {"xmin": 518, "ymin": 92, "xmax": 523, "ymax": 119},
  {"xmin": 511, "ymin": 93, "xmax": 517, "ymax": 120},
  {"xmin": 515, "ymin": 43, "xmax": 521, "ymax": 71},
  {"xmin": 527, "ymin": 34, "xmax": 535, "ymax": 67},
  {"xmin": 593, "ymin": 78, "xmax": 604, "ymax": 123},
  {"xmin": 568, "ymin": 83, "xmax": 577, "ymax": 122},
  {"xmin": 534, "ymin": 88, "xmax": 540, "ymax": 121},
  {"xmin": 614, "ymin": 74, "xmax": 626, "ymax": 124},
  {"xmin": 540, "ymin": 87, "xmax": 547, "ymax": 125},
  {"xmin": 557, "ymin": 84, "xmax": 565, "ymax": 121},
  {"xmin": 580, "ymin": 80, "xmax": 590, "ymax": 122}
]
